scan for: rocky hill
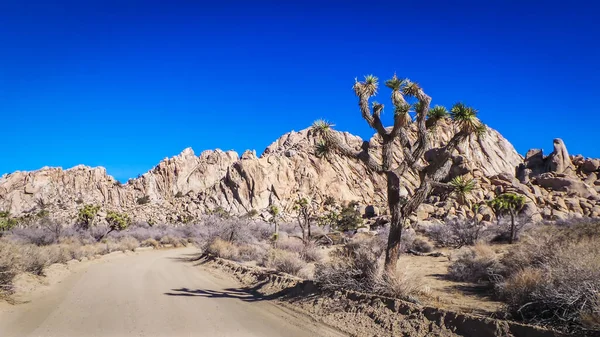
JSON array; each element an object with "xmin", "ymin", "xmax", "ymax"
[{"xmin": 1, "ymin": 121, "xmax": 599, "ymax": 225}]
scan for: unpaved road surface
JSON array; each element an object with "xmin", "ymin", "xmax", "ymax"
[{"xmin": 0, "ymin": 247, "xmax": 345, "ymax": 337}]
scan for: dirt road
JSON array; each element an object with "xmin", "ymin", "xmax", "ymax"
[{"xmin": 0, "ymin": 247, "xmax": 345, "ymax": 337}]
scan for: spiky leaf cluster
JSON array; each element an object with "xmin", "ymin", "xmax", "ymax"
[
  {"xmin": 428, "ymin": 105, "xmax": 449, "ymax": 121},
  {"xmin": 77, "ymin": 204, "xmax": 101, "ymax": 228},
  {"xmin": 315, "ymin": 141, "xmax": 332, "ymax": 158},
  {"xmin": 311, "ymin": 119, "xmax": 333, "ymax": 134},
  {"xmin": 450, "ymin": 175, "xmax": 477, "ymax": 205},
  {"xmin": 450, "ymin": 102, "xmax": 482, "ymax": 133},
  {"xmin": 105, "ymin": 210, "xmax": 131, "ymax": 231},
  {"xmin": 353, "ymin": 75, "xmax": 379, "ymax": 97},
  {"xmin": 488, "ymin": 193, "xmax": 526, "ymax": 215}
]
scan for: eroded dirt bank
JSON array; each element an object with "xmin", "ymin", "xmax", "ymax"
[{"xmin": 203, "ymin": 255, "xmax": 572, "ymax": 337}]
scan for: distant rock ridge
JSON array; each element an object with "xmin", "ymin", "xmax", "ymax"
[{"xmin": 1, "ymin": 123, "xmax": 599, "ymax": 225}]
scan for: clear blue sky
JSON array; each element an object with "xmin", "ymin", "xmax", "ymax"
[{"xmin": 1, "ymin": 0, "xmax": 598, "ymax": 181}]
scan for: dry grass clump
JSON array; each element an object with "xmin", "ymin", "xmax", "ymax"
[
  {"xmin": 375, "ymin": 269, "xmax": 425, "ymax": 303},
  {"xmin": 494, "ymin": 222, "xmax": 600, "ymax": 329},
  {"xmin": 118, "ymin": 236, "xmax": 140, "ymax": 251},
  {"xmin": 410, "ymin": 237, "xmax": 433, "ymax": 253},
  {"xmin": 299, "ymin": 242, "xmax": 322, "ymax": 263},
  {"xmin": 141, "ymin": 238, "xmax": 160, "ymax": 249},
  {"xmin": 315, "ymin": 239, "xmax": 382, "ymax": 293},
  {"xmin": 0, "ymin": 240, "xmax": 22, "ymax": 295},
  {"xmin": 206, "ymin": 238, "xmax": 240, "ymax": 260},
  {"xmin": 314, "ymin": 236, "xmax": 422, "ymax": 302},
  {"xmin": 238, "ymin": 244, "xmax": 267, "ymax": 262},
  {"xmin": 160, "ymin": 235, "xmax": 186, "ymax": 247},
  {"xmin": 447, "ymin": 243, "xmax": 498, "ymax": 283},
  {"xmin": 263, "ymin": 249, "xmax": 306, "ymax": 276}
]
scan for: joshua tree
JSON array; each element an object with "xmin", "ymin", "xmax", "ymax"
[
  {"xmin": 488, "ymin": 193, "xmax": 526, "ymax": 244},
  {"xmin": 268, "ymin": 205, "xmax": 280, "ymax": 242},
  {"xmin": 293, "ymin": 197, "xmax": 316, "ymax": 242},
  {"xmin": 312, "ymin": 74, "xmax": 484, "ymax": 274},
  {"xmin": 101, "ymin": 210, "xmax": 131, "ymax": 241},
  {"xmin": 77, "ymin": 204, "xmax": 101, "ymax": 229},
  {"xmin": 0, "ymin": 211, "xmax": 17, "ymax": 233}
]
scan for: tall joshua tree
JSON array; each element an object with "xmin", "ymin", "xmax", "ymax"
[{"xmin": 312, "ymin": 74, "xmax": 484, "ymax": 274}]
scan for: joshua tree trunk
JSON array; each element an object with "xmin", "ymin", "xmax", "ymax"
[
  {"xmin": 509, "ymin": 210, "xmax": 516, "ymax": 244},
  {"xmin": 98, "ymin": 228, "xmax": 115, "ymax": 242},
  {"xmin": 313, "ymin": 74, "xmax": 483, "ymax": 275},
  {"xmin": 384, "ymin": 172, "xmax": 403, "ymax": 273}
]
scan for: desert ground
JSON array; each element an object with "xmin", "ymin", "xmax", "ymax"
[{"xmin": 0, "ymin": 247, "xmax": 345, "ymax": 337}]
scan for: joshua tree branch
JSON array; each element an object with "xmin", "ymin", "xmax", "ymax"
[
  {"xmin": 359, "ymin": 95, "xmax": 389, "ymax": 138},
  {"xmin": 324, "ymin": 130, "xmax": 384, "ymax": 173}
]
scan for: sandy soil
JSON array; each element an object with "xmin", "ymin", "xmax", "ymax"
[
  {"xmin": 0, "ymin": 247, "xmax": 345, "ymax": 337},
  {"xmin": 399, "ymin": 252, "xmax": 504, "ymax": 315}
]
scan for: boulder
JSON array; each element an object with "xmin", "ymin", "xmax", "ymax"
[
  {"xmin": 583, "ymin": 159, "xmax": 600, "ymax": 173},
  {"xmin": 546, "ymin": 138, "xmax": 575, "ymax": 175},
  {"xmin": 534, "ymin": 173, "xmax": 596, "ymax": 199}
]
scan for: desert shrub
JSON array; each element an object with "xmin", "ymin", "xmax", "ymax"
[
  {"xmin": 43, "ymin": 244, "xmax": 74, "ymax": 265},
  {"xmin": 336, "ymin": 201, "xmax": 363, "ymax": 231},
  {"xmin": 426, "ymin": 218, "xmax": 484, "ymax": 248},
  {"xmin": 9, "ymin": 227, "xmax": 58, "ymax": 246},
  {"xmin": 137, "ymin": 195, "xmax": 150, "ymax": 205},
  {"xmin": 118, "ymin": 236, "xmax": 139, "ymax": 251},
  {"xmin": 0, "ymin": 211, "xmax": 18, "ymax": 233},
  {"xmin": 493, "ymin": 221, "xmax": 600, "ymax": 329},
  {"xmin": 487, "ymin": 216, "xmax": 532, "ymax": 244},
  {"xmin": 206, "ymin": 238, "xmax": 240, "ymax": 260},
  {"xmin": 373, "ymin": 226, "xmax": 415, "ymax": 253},
  {"xmin": 18, "ymin": 244, "xmax": 49, "ymax": 275},
  {"xmin": 194, "ymin": 217, "xmax": 272, "ymax": 248},
  {"xmin": 299, "ymin": 242, "xmax": 322, "ymax": 263},
  {"xmin": 262, "ymin": 249, "xmax": 305, "ymax": 276},
  {"xmin": 410, "ymin": 237, "xmax": 433, "ymax": 253},
  {"xmin": 315, "ymin": 236, "xmax": 422, "ymax": 301},
  {"xmin": 97, "ymin": 237, "xmax": 122, "ymax": 254},
  {"xmin": 77, "ymin": 244, "xmax": 104, "ymax": 259},
  {"xmin": 238, "ymin": 244, "xmax": 267, "ymax": 262},
  {"xmin": 175, "ymin": 191, "xmax": 184, "ymax": 198},
  {"xmin": 447, "ymin": 244, "xmax": 498, "ymax": 283},
  {"xmin": 0, "ymin": 240, "xmax": 20, "ymax": 293},
  {"xmin": 141, "ymin": 238, "xmax": 160, "ymax": 249},
  {"xmin": 160, "ymin": 235, "xmax": 185, "ymax": 247},
  {"xmin": 315, "ymin": 238, "xmax": 382, "ymax": 293},
  {"xmin": 276, "ymin": 237, "xmax": 304, "ymax": 253},
  {"xmin": 425, "ymin": 222, "xmax": 454, "ymax": 246},
  {"xmin": 245, "ymin": 209, "xmax": 259, "ymax": 218},
  {"xmin": 372, "ymin": 267, "xmax": 421, "ymax": 302}
]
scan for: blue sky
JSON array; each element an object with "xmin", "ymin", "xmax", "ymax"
[{"xmin": 1, "ymin": 0, "xmax": 598, "ymax": 181}]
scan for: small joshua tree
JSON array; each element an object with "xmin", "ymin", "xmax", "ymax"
[
  {"xmin": 102, "ymin": 211, "xmax": 131, "ymax": 241},
  {"xmin": 293, "ymin": 197, "xmax": 316, "ymax": 242},
  {"xmin": 77, "ymin": 204, "xmax": 101, "ymax": 229},
  {"xmin": 488, "ymin": 193, "xmax": 526, "ymax": 244},
  {"xmin": 0, "ymin": 211, "xmax": 18, "ymax": 233},
  {"xmin": 312, "ymin": 74, "xmax": 484, "ymax": 274},
  {"xmin": 268, "ymin": 205, "xmax": 280, "ymax": 241}
]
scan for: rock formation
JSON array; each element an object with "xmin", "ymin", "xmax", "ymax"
[{"xmin": 1, "ymin": 124, "xmax": 598, "ymax": 225}]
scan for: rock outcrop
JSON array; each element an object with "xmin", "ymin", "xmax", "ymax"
[{"xmin": 1, "ymin": 124, "xmax": 598, "ymax": 225}]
